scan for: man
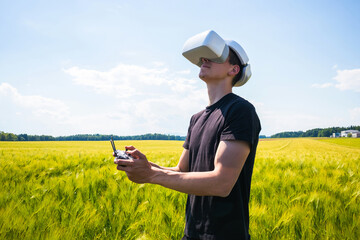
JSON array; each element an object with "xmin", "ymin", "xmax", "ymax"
[{"xmin": 115, "ymin": 31, "xmax": 261, "ymax": 239}]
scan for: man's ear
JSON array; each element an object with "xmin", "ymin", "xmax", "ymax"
[{"xmin": 228, "ymin": 65, "xmax": 240, "ymax": 77}]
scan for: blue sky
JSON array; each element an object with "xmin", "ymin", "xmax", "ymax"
[{"xmin": 0, "ymin": 0, "xmax": 359, "ymax": 137}]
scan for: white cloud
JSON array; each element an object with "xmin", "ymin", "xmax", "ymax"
[
  {"xmin": 64, "ymin": 63, "xmax": 208, "ymax": 135},
  {"xmin": 64, "ymin": 65, "xmax": 136, "ymax": 97},
  {"xmin": 64, "ymin": 64, "xmax": 178, "ymax": 98},
  {"xmin": 0, "ymin": 63, "xmax": 208, "ymax": 136},
  {"xmin": 151, "ymin": 61, "xmax": 166, "ymax": 67},
  {"xmin": 257, "ymin": 105, "xmax": 360, "ymax": 136},
  {"xmin": 311, "ymin": 68, "xmax": 360, "ymax": 92},
  {"xmin": 311, "ymin": 83, "xmax": 334, "ymax": 89},
  {"xmin": 350, "ymin": 107, "xmax": 360, "ymax": 122},
  {"xmin": 260, "ymin": 111, "xmax": 321, "ymax": 135},
  {"xmin": 0, "ymin": 82, "xmax": 69, "ymax": 120},
  {"xmin": 175, "ymin": 69, "xmax": 192, "ymax": 75},
  {"xmin": 56, "ymin": 113, "xmax": 136, "ymax": 136},
  {"xmin": 333, "ymin": 68, "xmax": 360, "ymax": 92}
]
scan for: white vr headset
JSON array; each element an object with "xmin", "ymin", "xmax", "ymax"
[{"xmin": 182, "ymin": 30, "xmax": 251, "ymax": 87}]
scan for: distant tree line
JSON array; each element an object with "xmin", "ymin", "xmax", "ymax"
[
  {"xmin": 2, "ymin": 126, "xmax": 359, "ymax": 141},
  {"xmin": 271, "ymin": 126, "xmax": 360, "ymax": 138},
  {"xmin": 0, "ymin": 133, "xmax": 54, "ymax": 141},
  {"xmin": 0, "ymin": 132, "xmax": 185, "ymax": 141}
]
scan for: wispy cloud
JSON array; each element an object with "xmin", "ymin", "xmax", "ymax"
[
  {"xmin": 311, "ymin": 67, "xmax": 360, "ymax": 92},
  {"xmin": 0, "ymin": 82, "xmax": 69, "ymax": 120},
  {"xmin": 311, "ymin": 83, "xmax": 334, "ymax": 89},
  {"xmin": 0, "ymin": 63, "xmax": 208, "ymax": 136},
  {"xmin": 261, "ymin": 111, "xmax": 321, "ymax": 134},
  {"xmin": 63, "ymin": 64, "xmax": 198, "ymax": 98},
  {"xmin": 333, "ymin": 68, "xmax": 360, "ymax": 92},
  {"xmin": 350, "ymin": 107, "xmax": 360, "ymax": 122},
  {"xmin": 258, "ymin": 106, "xmax": 360, "ymax": 136},
  {"xmin": 64, "ymin": 63, "xmax": 208, "ymax": 135}
]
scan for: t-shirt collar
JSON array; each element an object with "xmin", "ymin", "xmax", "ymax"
[{"xmin": 206, "ymin": 93, "xmax": 234, "ymax": 111}]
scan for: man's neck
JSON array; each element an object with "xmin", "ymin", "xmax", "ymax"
[{"xmin": 206, "ymin": 81, "xmax": 233, "ymax": 106}]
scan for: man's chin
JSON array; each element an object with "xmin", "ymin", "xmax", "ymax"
[
  {"xmin": 199, "ymin": 73, "xmax": 206, "ymax": 81},
  {"xmin": 199, "ymin": 70, "xmax": 208, "ymax": 80}
]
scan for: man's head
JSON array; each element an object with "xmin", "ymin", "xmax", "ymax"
[{"xmin": 182, "ymin": 30, "xmax": 251, "ymax": 87}]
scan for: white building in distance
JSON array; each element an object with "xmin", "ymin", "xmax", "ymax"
[
  {"xmin": 341, "ymin": 130, "xmax": 360, "ymax": 137},
  {"xmin": 352, "ymin": 132, "xmax": 360, "ymax": 138}
]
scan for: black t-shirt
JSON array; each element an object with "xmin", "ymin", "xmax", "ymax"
[{"xmin": 182, "ymin": 93, "xmax": 261, "ymax": 240}]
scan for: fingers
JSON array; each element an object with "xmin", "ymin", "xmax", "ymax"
[
  {"xmin": 127, "ymin": 149, "xmax": 146, "ymax": 160},
  {"xmin": 124, "ymin": 146, "xmax": 137, "ymax": 158},
  {"xmin": 125, "ymin": 145, "xmax": 136, "ymax": 151},
  {"xmin": 123, "ymin": 146, "xmax": 146, "ymax": 160},
  {"xmin": 114, "ymin": 158, "xmax": 133, "ymax": 166},
  {"xmin": 117, "ymin": 164, "xmax": 127, "ymax": 171}
]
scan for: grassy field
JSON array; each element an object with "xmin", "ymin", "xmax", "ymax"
[{"xmin": 0, "ymin": 138, "xmax": 359, "ymax": 239}]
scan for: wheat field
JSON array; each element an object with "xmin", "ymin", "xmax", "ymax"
[{"xmin": 0, "ymin": 138, "xmax": 359, "ymax": 239}]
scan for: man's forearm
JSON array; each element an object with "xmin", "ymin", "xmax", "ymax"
[
  {"xmin": 149, "ymin": 167, "xmax": 230, "ymax": 197},
  {"xmin": 149, "ymin": 162, "xmax": 181, "ymax": 172},
  {"xmin": 117, "ymin": 142, "xmax": 247, "ymax": 197}
]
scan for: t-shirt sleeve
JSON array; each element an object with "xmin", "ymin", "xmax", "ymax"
[{"xmin": 220, "ymin": 101, "xmax": 260, "ymax": 148}]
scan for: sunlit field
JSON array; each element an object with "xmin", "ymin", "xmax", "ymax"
[
  {"xmin": 251, "ymin": 138, "xmax": 360, "ymax": 239},
  {"xmin": 0, "ymin": 138, "xmax": 359, "ymax": 239}
]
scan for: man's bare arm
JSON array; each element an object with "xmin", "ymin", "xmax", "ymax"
[{"xmin": 116, "ymin": 141, "xmax": 250, "ymax": 197}]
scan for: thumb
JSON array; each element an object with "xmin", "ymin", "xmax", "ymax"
[{"xmin": 128, "ymin": 149, "xmax": 146, "ymax": 160}]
